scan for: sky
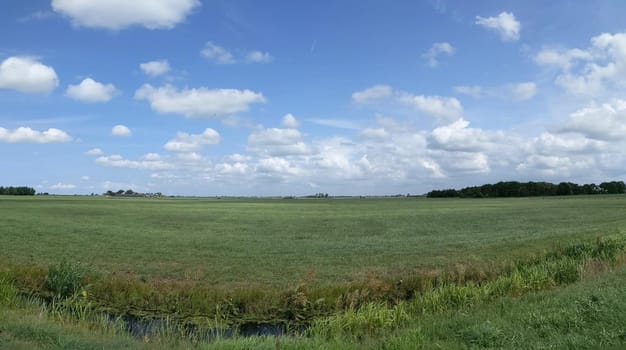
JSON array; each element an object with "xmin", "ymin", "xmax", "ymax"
[{"xmin": 2, "ymin": 0, "xmax": 626, "ymax": 196}]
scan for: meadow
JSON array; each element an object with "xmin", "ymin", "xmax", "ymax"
[
  {"xmin": 2, "ymin": 195, "xmax": 625, "ymax": 286},
  {"xmin": 2, "ymin": 195, "xmax": 626, "ymax": 348}
]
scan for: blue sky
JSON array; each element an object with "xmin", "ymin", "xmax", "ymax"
[{"xmin": 2, "ymin": 0, "xmax": 626, "ymax": 196}]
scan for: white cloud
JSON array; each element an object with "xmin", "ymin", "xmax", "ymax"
[
  {"xmin": 431, "ymin": 150, "xmax": 491, "ymax": 174},
  {"xmin": 111, "ymin": 125, "xmax": 131, "ymax": 137},
  {"xmin": 507, "ymin": 82, "xmax": 536, "ymax": 101},
  {"xmin": 50, "ymin": 182, "xmax": 76, "ymax": 190},
  {"xmin": 307, "ymin": 118, "xmax": 361, "ymax": 130},
  {"xmin": 475, "ymin": 12, "xmax": 520, "ymax": 41},
  {"xmin": 352, "ymin": 85, "xmax": 392, "ymax": 104},
  {"xmin": 135, "ymin": 84, "xmax": 266, "ymax": 118},
  {"xmin": 454, "ymin": 82, "xmax": 535, "ymax": 101},
  {"xmin": 533, "ymin": 48, "xmax": 592, "ymax": 70},
  {"xmin": 66, "ymin": 78, "xmax": 117, "ymax": 102},
  {"xmin": 95, "ymin": 154, "xmax": 172, "ymax": 170},
  {"xmin": 201, "ymin": 42, "xmax": 236, "ymax": 64},
  {"xmin": 543, "ymin": 32, "xmax": 626, "ymax": 96},
  {"xmin": 525, "ymin": 132, "xmax": 603, "ymax": 155},
  {"xmin": 140, "ymin": 60, "xmax": 170, "ymax": 76},
  {"xmin": 201, "ymin": 42, "xmax": 273, "ymax": 64},
  {"xmin": 360, "ymin": 127, "xmax": 389, "ymax": 141},
  {"xmin": 257, "ymin": 157, "xmax": 303, "ymax": 176},
  {"xmin": 398, "ymin": 93, "xmax": 464, "ymax": 124},
  {"xmin": 281, "ymin": 114, "xmax": 299, "ymax": 129},
  {"xmin": 0, "ymin": 127, "xmax": 71, "ymax": 143},
  {"xmin": 0, "ymin": 56, "xmax": 59, "ymax": 94},
  {"xmin": 561, "ymin": 99, "xmax": 626, "ymax": 141},
  {"xmin": 51, "ymin": 0, "xmax": 200, "ymax": 30},
  {"xmin": 164, "ymin": 128, "xmax": 220, "ymax": 152},
  {"xmin": 248, "ymin": 127, "xmax": 309, "ymax": 156},
  {"xmin": 422, "ymin": 42, "xmax": 455, "ymax": 67},
  {"xmin": 85, "ymin": 148, "xmax": 104, "ymax": 156},
  {"xmin": 429, "ymin": 118, "xmax": 504, "ymax": 152},
  {"xmin": 246, "ymin": 51, "xmax": 273, "ymax": 63},
  {"xmin": 454, "ymin": 85, "xmax": 482, "ymax": 98},
  {"xmin": 177, "ymin": 152, "xmax": 203, "ymax": 162},
  {"xmin": 142, "ymin": 153, "xmax": 161, "ymax": 161}
]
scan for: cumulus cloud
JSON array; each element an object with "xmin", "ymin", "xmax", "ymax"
[
  {"xmin": 85, "ymin": 148, "xmax": 104, "ymax": 156},
  {"xmin": 534, "ymin": 32, "xmax": 626, "ymax": 96},
  {"xmin": 281, "ymin": 114, "xmax": 299, "ymax": 129},
  {"xmin": 0, "ymin": 127, "xmax": 71, "ymax": 143},
  {"xmin": 140, "ymin": 60, "xmax": 170, "ymax": 76},
  {"xmin": 308, "ymin": 118, "xmax": 361, "ymax": 130},
  {"xmin": 454, "ymin": 85, "xmax": 482, "ymax": 98},
  {"xmin": 533, "ymin": 48, "xmax": 592, "ymax": 70},
  {"xmin": 560, "ymin": 99, "xmax": 626, "ymax": 141},
  {"xmin": 66, "ymin": 78, "xmax": 117, "ymax": 102},
  {"xmin": 525, "ymin": 132, "xmax": 603, "ymax": 156},
  {"xmin": 246, "ymin": 51, "xmax": 273, "ymax": 63},
  {"xmin": 454, "ymin": 82, "xmax": 536, "ymax": 101},
  {"xmin": 111, "ymin": 125, "xmax": 131, "ymax": 137},
  {"xmin": 507, "ymin": 82, "xmax": 536, "ymax": 101},
  {"xmin": 429, "ymin": 118, "xmax": 505, "ymax": 152},
  {"xmin": 257, "ymin": 157, "xmax": 303, "ymax": 176},
  {"xmin": 476, "ymin": 12, "xmax": 520, "ymax": 41},
  {"xmin": 422, "ymin": 42, "xmax": 455, "ymax": 67},
  {"xmin": 51, "ymin": 0, "xmax": 200, "ymax": 30},
  {"xmin": 135, "ymin": 84, "xmax": 266, "ymax": 118},
  {"xmin": 50, "ymin": 182, "xmax": 76, "ymax": 190},
  {"xmin": 201, "ymin": 42, "xmax": 273, "ymax": 64},
  {"xmin": 352, "ymin": 85, "xmax": 392, "ymax": 104},
  {"xmin": 248, "ymin": 127, "xmax": 309, "ymax": 156},
  {"xmin": 360, "ymin": 127, "xmax": 389, "ymax": 141},
  {"xmin": 201, "ymin": 42, "xmax": 236, "ymax": 64},
  {"xmin": 164, "ymin": 128, "xmax": 220, "ymax": 152},
  {"xmin": 95, "ymin": 154, "xmax": 172, "ymax": 170},
  {"xmin": 398, "ymin": 93, "xmax": 464, "ymax": 124},
  {"xmin": 0, "ymin": 56, "xmax": 59, "ymax": 94}
]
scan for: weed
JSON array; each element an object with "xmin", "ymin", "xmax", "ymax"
[{"xmin": 45, "ymin": 259, "xmax": 86, "ymax": 299}]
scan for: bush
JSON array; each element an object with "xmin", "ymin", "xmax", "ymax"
[{"xmin": 45, "ymin": 259, "xmax": 86, "ymax": 299}]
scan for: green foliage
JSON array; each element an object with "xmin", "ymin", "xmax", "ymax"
[
  {"xmin": 0, "ymin": 278, "xmax": 19, "ymax": 307},
  {"xmin": 427, "ymin": 180, "xmax": 626, "ymax": 198},
  {"xmin": 45, "ymin": 259, "xmax": 86, "ymax": 299},
  {"xmin": 0, "ymin": 186, "xmax": 36, "ymax": 195}
]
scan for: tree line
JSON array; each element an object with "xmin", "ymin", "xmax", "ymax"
[
  {"xmin": 427, "ymin": 181, "xmax": 626, "ymax": 198},
  {"xmin": 0, "ymin": 186, "xmax": 36, "ymax": 196},
  {"xmin": 104, "ymin": 189, "xmax": 163, "ymax": 198}
]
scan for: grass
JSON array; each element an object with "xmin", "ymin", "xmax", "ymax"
[
  {"xmin": 2, "ymin": 195, "xmax": 626, "ymax": 288},
  {"xmin": 3, "ymin": 248, "xmax": 626, "ymax": 349},
  {"xmin": 3, "ymin": 195, "xmax": 626, "ymax": 347}
]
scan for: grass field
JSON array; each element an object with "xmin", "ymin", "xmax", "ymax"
[
  {"xmin": 2, "ymin": 195, "xmax": 626, "ymax": 287},
  {"xmin": 2, "ymin": 195, "xmax": 626, "ymax": 348}
]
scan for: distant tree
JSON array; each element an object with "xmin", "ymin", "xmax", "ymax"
[
  {"xmin": 557, "ymin": 182, "xmax": 573, "ymax": 196},
  {"xmin": 0, "ymin": 186, "xmax": 36, "ymax": 196},
  {"xmin": 428, "ymin": 180, "xmax": 625, "ymax": 198}
]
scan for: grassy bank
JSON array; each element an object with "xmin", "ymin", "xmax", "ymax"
[{"xmin": 2, "ymin": 236, "xmax": 626, "ymax": 349}]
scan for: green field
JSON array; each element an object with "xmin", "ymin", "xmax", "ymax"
[
  {"xmin": 2, "ymin": 195, "xmax": 626, "ymax": 287},
  {"xmin": 2, "ymin": 195, "xmax": 626, "ymax": 348}
]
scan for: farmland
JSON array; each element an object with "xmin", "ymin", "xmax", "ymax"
[
  {"xmin": 2, "ymin": 195, "xmax": 626, "ymax": 348},
  {"xmin": 2, "ymin": 195, "xmax": 626, "ymax": 285}
]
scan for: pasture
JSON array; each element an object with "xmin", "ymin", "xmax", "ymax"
[
  {"xmin": 2, "ymin": 195, "xmax": 626, "ymax": 348},
  {"xmin": 1, "ymin": 195, "xmax": 625, "ymax": 288}
]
